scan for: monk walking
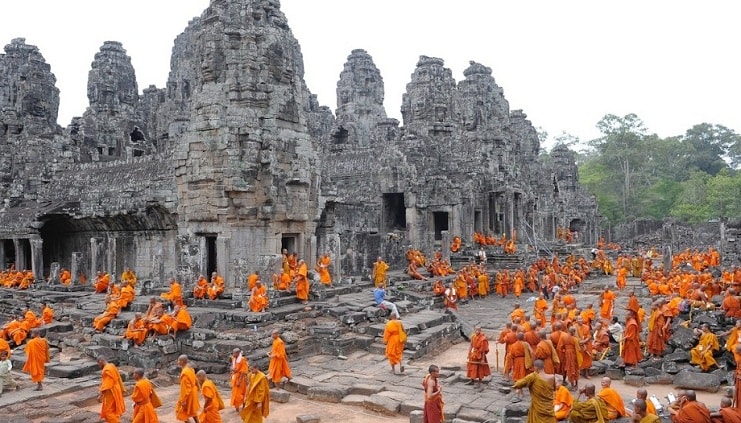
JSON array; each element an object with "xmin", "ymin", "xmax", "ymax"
[
  {"xmin": 176, "ymin": 355, "xmax": 201, "ymax": 423},
  {"xmin": 423, "ymin": 365, "xmax": 444, "ymax": 423},
  {"xmin": 240, "ymin": 366, "xmax": 271, "ymax": 423},
  {"xmin": 268, "ymin": 330, "xmax": 292, "ymax": 387},
  {"xmin": 384, "ymin": 315, "xmax": 407, "ymax": 375},
  {"xmin": 97, "ymin": 356, "xmax": 125, "ymax": 423},
  {"xmin": 22, "ymin": 329, "xmax": 49, "ymax": 391},
  {"xmin": 197, "ymin": 370, "xmax": 224, "ymax": 423},
  {"xmin": 622, "ymin": 310, "xmax": 643, "ymax": 368},
  {"xmin": 466, "ymin": 326, "xmax": 491, "ymax": 389},
  {"xmin": 512, "ymin": 359, "xmax": 556, "ymax": 423},
  {"xmin": 131, "ymin": 368, "xmax": 161, "ymax": 423},
  {"xmin": 294, "ymin": 259, "xmax": 309, "ymax": 304},
  {"xmin": 230, "ymin": 348, "xmax": 248, "ymax": 412}
]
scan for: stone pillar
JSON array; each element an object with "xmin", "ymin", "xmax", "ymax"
[
  {"xmin": 216, "ymin": 236, "xmax": 230, "ymax": 287},
  {"xmin": 13, "ymin": 239, "xmax": 24, "ymax": 271},
  {"xmin": 309, "ymin": 235, "xmax": 317, "ymax": 270},
  {"xmin": 507, "ymin": 193, "xmax": 515, "ymax": 240},
  {"xmin": 326, "ymin": 233, "xmax": 341, "ymax": 284},
  {"xmin": 71, "ymin": 252, "xmax": 83, "ymax": 284},
  {"xmin": 0, "ymin": 241, "xmax": 4, "ymax": 269},
  {"xmin": 441, "ymin": 230, "xmax": 451, "ymax": 261},
  {"xmin": 48, "ymin": 262, "xmax": 60, "ymax": 285},
  {"xmin": 30, "ymin": 238, "xmax": 43, "ymax": 281},
  {"xmin": 90, "ymin": 237, "xmax": 101, "ymax": 280},
  {"xmin": 107, "ymin": 237, "xmax": 117, "ymax": 283}
]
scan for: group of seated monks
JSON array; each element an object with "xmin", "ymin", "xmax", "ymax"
[
  {"xmin": 192, "ymin": 272, "xmax": 225, "ymax": 300},
  {"xmin": 122, "ymin": 297, "xmax": 193, "ymax": 346},
  {"xmin": 0, "ymin": 302, "xmax": 54, "ymax": 347},
  {"xmin": 0, "ymin": 266, "xmax": 35, "ymax": 289}
]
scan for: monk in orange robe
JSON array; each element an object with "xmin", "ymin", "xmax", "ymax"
[
  {"xmin": 170, "ymin": 305, "xmax": 193, "ymax": 334},
  {"xmin": 131, "ymin": 368, "xmax": 160, "ymax": 423},
  {"xmin": 407, "ymin": 260, "xmax": 427, "ymax": 280},
  {"xmin": 597, "ymin": 377, "xmax": 627, "ymax": 419},
  {"xmin": 240, "ymin": 366, "xmax": 271, "ymax": 423},
  {"xmin": 668, "ymin": 390, "xmax": 711, "ymax": 422},
  {"xmin": 23, "ymin": 306, "xmax": 41, "ymax": 330},
  {"xmin": 175, "ymin": 355, "xmax": 200, "ymax": 423},
  {"xmin": 533, "ymin": 294, "xmax": 548, "ymax": 327},
  {"xmin": 60, "ymin": 268, "xmax": 71, "ymax": 285},
  {"xmin": 647, "ymin": 302, "xmax": 666, "ymax": 358},
  {"xmin": 208, "ymin": 272, "xmax": 224, "ymax": 300},
  {"xmin": 690, "ymin": 324, "xmax": 719, "ymax": 371},
  {"xmin": 554, "ymin": 378, "xmax": 573, "ymax": 420},
  {"xmin": 451, "ymin": 236, "xmax": 462, "ymax": 253},
  {"xmin": 423, "ymin": 365, "xmax": 444, "ymax": 423},
  {"xmin": 249, "ymin": 280, "xmax": 269, "ymax": 312},
  {"xmin": 315, "ymin": 253, "xmax": 332, "ymax": 286},
  {"xmin": 193, "ymin": 274, "xmax": 209, "ymax": 299},
  {"xmin": 722, "ymin": 288, "xmax": 741, "ymax": 318},
  {"xmin": 273, "ymin": 272, "xmax": 291, "ymax": 291},
  {"xmin": 557, "ymin": 327, "xmax": 580, "ymax": 389},
  {"xmin": 510, "ymin": 333, "xmax": 533, "ymax": 392},
  {"xmin": 616, "ymin": 266, "xmax": 628, "ymax": 289},
  {"xmin": 160, "ymin": 278, "xmax": 183, "ymax": 306},
  {"xmin": 121, "ymin": 267, "xmax": 137, "ymax": 287},
  {"xmin": 115, "ymin": 282, "xmax": 135, "ymax": 309},
  {"xmin": 97, "ymin": 356, "xmax": 125, "ymax": 423},
  {"xmin": 384, "ymin": 315, "xmax": 407, "ymax": 374},
  {"xmin": 713, "ymin": 397, "xmax": 741, "ymax": 423},
  {"xmin": 247, "ymin": 272, "xmax": 259, "ymax": 291},
  {"xmin": 93, "ymin": 297, "xmax": 121, "ymax": 332},
  {"xmin": 0, "ymin": 338, "xmax": 11, "ymax": 359},
  {"xmin": 622, "ymin": 310, "xmax": 643, "ymax": 367},
  {"xmin": 293, "ymin": 260, "xmax": 310, "ymax": 304},
  {"xmin": 510, "ymin": 304, "xmax": 526, "ymax": 323},
  {"xmin": 477, "ymin": 271, "xmax": 490, "ymax": 297},
  {"xmin": 197, "ymin": 369, "xmax": 225, "ymax": 423},
  {"xmin": 534, "ymin": 330, "xmax": 557, "ymax": 374},
  {"xmin": 372, "ymin": 257, "xmax": 389, "ymax": 287},
  {"xmin": 599, "ymin": 287, "xmax": 615, "ymax": 319},
  {"xmin": 432, "ymin": 279, "xmax": 445, "ymax": 296},
  {"xmin": 40, "ymin": 302, "xmax": 53, "ymax": 325},
  {"xmin": 95, "ymin": 271, "xmax": 111, "ymax": 293},
  {"xmin": 124, "ymin": 313, "xmax": 148, "ymax": 346},
  {"xmin": 230, "ymin": 348, "xmax": 248, "ymax": 412},
  {"xmin": 511, "ymin": 359, "xmax": 556, "ymax": 420},
  {"xmin": 268, "ymin": 330, "xmax": 292, "ymax": 385},
  {"xmin": 22, "ymin": 329, "xmax": 49, "ymax": 391},
  {"xmin": 466, "ymin": 326, "xmax": 490, "ymax": 388}
]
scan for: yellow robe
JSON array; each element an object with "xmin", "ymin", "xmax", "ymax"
[
  {"xmin": 176, "ymin": 367, "xmax": 200, "ymax": 420},
  {"xmin": 240, "ymin": 370, "xmax": 271, "ymax": 423},
  {"xmin": 569, "ymin": 397, "xmax": 608, "ymax": 423},
  {"xmin": 100, "ymin": 363, "xmax": 126, "ymax": 423},
  {"xmin": 199, "ymin": 378, "xmax": 224, "ymax": 423},
  {"xmin": 512, "ymin": 372, "xmax": 556, "ymax": 423},
  {"xmin": 690, "ymin": 332, "xmax": 719, "ymax": 371}
]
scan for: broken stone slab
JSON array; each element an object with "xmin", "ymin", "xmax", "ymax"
[
  {"xmin": 668, "ymin": 326, "xmax": 697, "ymax": 349},
  {"xmin": 673, "ymin": 369, "xmax": 722, "ymax": 392},
  {"xmin": 457, "ymin": 406, "xmax": 493, "ymax": 422},
  {"xmin": 503, "ymin": 401, "xmax": 530, "ymax": 417},
  {"xmin": 46, "ymin": 361, "xmax": 100, "ymax": 378},
  {"xmin": 296, "ymin": 415, "xmax": 321, "ymax": 423},
  {"xmin": 306, "ymin": 385, "xmax": 348, "ymax": 403},
  {"xmin": 399, "ymin": 398, "xmax": 423, "ymax": 415},
  {"xmin": 409, "ymin": 410, "xmax": 424, "ymax": 423},
  {"xmin": 271, "ymin": 389, "xmax": 290, "ymax": 403},
  {"xmin": 349, "ymin": 382, "xmax": 385, "ymax": 396},
  {"xmin": 340, "ymin": 394, "xmax": 368, "ymax": 406},
  {"xmin": 284, "ymin": 376, "xmax": 319, "ymax": 395},
  {"xmin": 605, "ymin": 367, "xmax": 624, "ymax": 380},
  {"xmin": 623, "ymin": 375, "xmax": 645, "ymax": 387},
  {"xmin": 663, "ymin": 351, "xmax": 690, "ymax": 362},
  {"xmin": 364, "ymin": 393, "xmax": 400, "ymax": 414},
  {"xmin": 625, "ymin": 366, "xmax": 645, "ymax": 376},
  {"xmin": 443, "ymin": 402, "xmax": 463, "ymax": 421}
]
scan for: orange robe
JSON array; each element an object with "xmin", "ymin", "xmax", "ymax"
[
  {"xmin": 230, "ymin": 354, "xmax": 249, "ymax": 409},
  {"xmin": 160, "ymin": 281, "xmax": 183, "ymax": 306},
  {"xmin": 124, "ymin": 318, "xmax": 148, "ymax": 346},
  {"xmin": 295, "ymin": 263, "xmax": 309, "ymax": 301},
  {"xmin": 41, "ymin": 306, "xmax": 53, "ymax": 325},
  {"xmin": 60, "ymin": 269, "xmax": 71, "ymax": 285},
  {"xmin": 199, "ymin": 378, "xmax": 225, "ymax": 423},
  {"xmin": 600, "ymin": 290, "xmax": 615, "ymax": 319},
  {"xmin": 239, "ymin": 370, "xmax": 271, "ymax": 423},
  {"xmin": 534, "ymin": 340, "xmax": 556, "ymax": 374},
  {"xmin": 100, "ymin": 363, "xmax": 126, "ymax": 423},
  {"xmin": 557, "ymin": 333, "xmax": 580, "ymax": 384},
  {"xmin": 274, "ymin": 272, "xmax": 291, "ymax": 291},
  {"xmin": 423, "ymin": 373, "xmax": 444, "ymax": 423},
  {"xmin": 384, "ymin": 319, "xmax": 407, "ymax": 366},
  {"xmin": 193, "ymin": 277, "xmax": 209, "ymax": 299},
  {"xmin": 176, "ymin": 367, "xmax": 200, "ymax": 420},
  {"xmin": 116, "ymin": 284, "xmax": 135, "ymax": 309},
  {"xmin": 249, "ymin": 285, "xmax": 269, "ymax": 312},
  {"xmin": 208, "ymin": 275, "xmax": 224, "ymax": 300},
  {"xmin": 647, "ymin": 309, "xmax": 666, "ymax": 356},
  {"xmin": 247, "ymin": 273, "xmax": 259, "ymax": 291},
  {"xmin": 95, "ymin": 273, "xmax": 111, "ymax": 293},
  {"xmin": 172, "ymin": 307, "xmax": 192, "ymax": 332},
  {"xmin": 131, "ymin": 377, "xmax": 160, "ymax": 423},
  {"xmin": 316, "ymin": 255, "xmax": 332, "ymax": 285},
  {"xmin": 268, "ymin": 337, "xmax": 292, "ymax": 383},
  {"xmin": 622, "ymin": 317, "xmax": 643, "ymax": 366},
  {"xmin": 597, "ymin": 387, "xmax": 627, "ymax": 419},
  {"xmin": 24, "ymin": 310, "xmax": 41, "ymax": 330},
  {"xmin": 22, "ymin": 336, "xmax": 49, "ymax": 382},
  {"xmin": 509, "ymin": 341, "xmax": 532, "ymax": 381},
  {"xmin": 672, "ymin": 401, "xmax": 711, "ymax": 423},
  {"xmin": 93, "ymin": 302, "xmax": 121, "ymax": 332},
  {"xmin": 554, "ymin": 385, "xmax": 573, "ymax": 420},
  {"xmin": 466, "ymin": 332, "xmax": 491, "ymax": 379},
  {"xmin": 690, "ymin": 332, "xmax": 719, "ymax": 371},
  {"xmin": 372, "ymin": 260, "xmax": 389, "ymax": 287}
]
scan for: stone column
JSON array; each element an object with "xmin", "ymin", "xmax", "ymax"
[
  {"xmin": 90, "ymin": 237, "xmax": 101, "ymax": 281},
  {"xmin": 309, "ymin": 234, "xmax": 317, "ymax": 270},
  {"xmin": 107, "ymin": 237, "xmax": 117, "ymax": 283},
  {"xmin": 216, "ymin": 236, "xmax": 229, "ymax": 287},
  {"xmin": 71, "ymin": 252, "xmax": 83, "ymax": 284},
  {"xmin": 507, "ymin": 193, "xmax": 515, "ymax": 239},
  {"xmin": 326, "ymin": 233, "xmax": 341, "ymax": 284},
  {"xmin": 441, "ymin": 230, "xmax": 451, "ymax": 261},
  {"xmin": 0, "ymin": 241, "xmax": 4, "ymax": 269},
  {"xmin": 13, "ymin": 239, "xmax": 24, "ymax": 271},
  {"xmin": 30, "ymin": 238, "xmax": 43, "ymax": 281}
]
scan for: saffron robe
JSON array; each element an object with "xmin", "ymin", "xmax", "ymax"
[
  {"xmin": 512, "ymin": 372, "xmax": 556, "ymax": 423},
  {"xmin": 268, "ymin": 337, "xmax": 292, "ymax": 383},
  {"xmin": 100, "ymin": 363, "xmax": 126, "ymax": 423},
  {"xmin": 383, "ymin": 319, "xmax": 407, "ymax": 366},
  {"xmin": 239, "ymin": 370, "xmax": 270, "ymax": 423}
]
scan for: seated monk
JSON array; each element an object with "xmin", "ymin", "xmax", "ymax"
[
  {"xmin": 94, "ymin": 271, "xmax": 110, "ymax": 293},
  {"xmin": 170, "ymin": 305, "xmax": 192, "ymax": 334},
  {"xmin": 569, "ymin": 383, "xmax": 609, "ymax": 423},
  {"xmin": 93, "ymin": 296, "xmax": 121, "ymax": 332},
  {"xmin": 115, "ymin": 282, "xmax": 135, "ymax": 309},
  {"xmin": 120, "ymin": 267, "xmax": 137, "ymax": 287},
  {"xmin": 690, "ymin": 324, "xmax": 719, "ymax": 371},
  {"xmin": 24, "ymin": 306, "xmax": 41, "ymax": 330},
  {"xmin": 407, "ymin": 260, "xmax": 427, "ymax": 280},
  {"xmin": 432, "ymin": 280, "xmax": 445, "ymax": 296},
  {"xmin": 273, "ymin": 272, "xmax": 291, "ymax": 291},
  {"xmin": 123, "ymin": 312, "xmax": 147, "ymax": 346},
  {"xmin": 597, "ymin": 377, "xmax": 627, "ymax": 419},
  {"xmin": 208, "ymin": 272, "xmax": 225, "ymax": 299},
  {"xmin": 669, "ymin": 390, "xmax": 711, "ymax": 422},
  {"xmin": 554, "ymin": 377, "xmax": 573, "ymax": 421},
  {"xmin": 722, "ymin": 288, "xmax": 741, "ymax": 318},
  {"xmin": 0, "ymin": 316, "xmax": 29, "ymax": 346},
  {"xmin": 193, "ymin": 274, "xmax": 209, "ymax": 299},
  {"xmin": 248, "ymin": 280, "xmax": 269, "ymax": 312},
  {"xmin": 247, "ymin": 273, "xmax": 259, "ymax": 291},
  {"xmin": 451, "ymin": 236, "xmax": 462, "ymax": 253},
  {"xmin": 504, "ymin": 239, "xmax": 516, "ymax": 254},
  {"xmin": 160, "ymin": 278, "xmax": 183, "ymax": 306},
  {"xmin": 711, "ymin": 397, "xmax": 741, "ymax": 423},
  {"xmin": 60, "ymin": 268, "xmax": 72, "ymax": 286},
  {"xmin": 145, "ymin": 300, "xmax": 170, "ymax": 336}
]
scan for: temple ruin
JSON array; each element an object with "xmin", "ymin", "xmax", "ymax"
[{"xmin": 0, "ymin": 0, "xmax": 599, "ymax": 287}]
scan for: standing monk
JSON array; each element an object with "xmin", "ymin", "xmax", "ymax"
[
  {"xmin": 512, "ymin": 359, "xmax": 556, "ymax": 423},
  {"xmin": 197, "ymin": 370, "xmax": 224, "ymax": 423},
  {"xmin": 600, "ymin": 287, "xmax": 615, "ymax": 320},
  {"xmin": 558, "ymin": 327, "xmax": 581, "ymax": 390},
  {"xmin": 372, "ymin": 257, "xmax": 389, "ymax": 288},
  {"xmin": 294, "ymin": 259, "xmax": 309, "ymax": 304},
  {"xmin": 466, "ymin": 326, "xmax": 490, "ymax": 389},
  {"xmin": 131, "ymin": 368, "xmax": 160, "ymax": 423},
  {"xmin": 268, "ymin": 330, "xmax": 292, "ymax": 387},
  {"xmin": 97, "ymin": 356, "xmax": 125, "ymax": 423},
  {"xmin": 23, "ymin": 329, "xmax": 49, "ymax": 391},
  {"xmin": 535, "ymin": 330, "xmax": 558, "ymax": 374},
  {"xmin": 383, "ymin": 315, "xmax": 407, "ymax": 375},
  {"xmin": 240, "ymin": 366, "xmax": 270, "ymax": 423},
  {"xmin": 176, "ymin": 355, "xmax": 201, "ymax": 423},
  {"xmin": 315, "ymin": 253, "xmax": 332, "ymax": 286},
  {"xmin": 230, "ymin": 348, "xmax": 248, "ymax": 412},
  {"xmin": 622, "ymin": 310, "xmax": 643, "ymax": 368},
  {"xmin": 423, "ymin": 365, "xmax": 444, "ymax": 423}
]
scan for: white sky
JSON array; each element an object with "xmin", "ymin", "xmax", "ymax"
[{"xmin": 2, "ymin": 1, "xmax": 739, "ymax": 150}]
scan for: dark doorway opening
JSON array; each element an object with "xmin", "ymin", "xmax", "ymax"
[
  {"xmin": 18, "ymin": 239, "xmax": 31, "ymax": 271},
  {"xmin": 205, "ymin": 236, "xmax": 217, "ymax": 276},
  {"xmin": 3, "ymin": 240, "xmax": 15, "ymax": 268},
  {"xmin": 433, "ymin": 212, "xmax": 449, "ymax": 241},
  {"xmin": 474, "ymin": 210, "xmax": 482, "ymax": 233},
  {"xmin": 282, "ymin": 235, "xmax": 298, "ymax": 255},
  {"xmin": 382, "ymin": 193, "xmax": 406, "ymax": 232}
]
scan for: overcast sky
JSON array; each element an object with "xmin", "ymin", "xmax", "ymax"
[{"xmin": 2, "ymin": 1, "xmax": 739, "ymax": 149}]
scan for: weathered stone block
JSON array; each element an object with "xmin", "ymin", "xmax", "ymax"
[
  {"xmin": 271, "ymin": 389, "xmax": 290, "ymax": 403},
  {"xmin": 306, "ymin": 386, "xmax": 346, "ymax": 403},
  {"xmin": 364, "ymin": 394, "xmax": 400, "ymax": 414},
  {"xmin": 673, "ymin": 370, "xmax": 722, "ymax": 392},
  {"xmin": 349, "ymin": 383, "xmax": 385, "ymax": 396},
  {"xmin": 409, "ymin": 410, "xmax": 424, "ymax": 423},
  {"xmin": 623, "ymin": 375, "xmax": 645, "ymax": 386},
  {"xmin": 340, "ymin": 394, "xmax": 367, "ymax": 406},
  {"xmin": 296, "ymin": 415, "xmax": 321, "ymax": 423}
]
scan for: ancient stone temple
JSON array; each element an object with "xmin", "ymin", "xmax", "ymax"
[{"xmin": 0, "ymin": 0, "xmax": 599, "ymax": 287}]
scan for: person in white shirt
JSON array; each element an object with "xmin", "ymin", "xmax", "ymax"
[{"xmin": 608, "ymin": 316, "xmax": 624, "ymax": 343}]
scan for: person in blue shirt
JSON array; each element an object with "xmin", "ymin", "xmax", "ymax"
[{"xmin": 373, "ymin": 284, "xmax": 400, "ymax": 319}]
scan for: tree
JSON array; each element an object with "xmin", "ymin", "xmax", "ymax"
[{"xmin": 682, "ymin": 123, "xmax": 738, "ymax": 174}]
